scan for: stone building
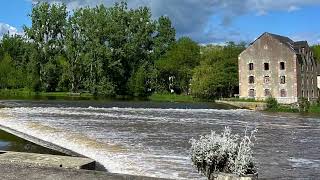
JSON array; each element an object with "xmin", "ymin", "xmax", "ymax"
[{"xmin": 238, "ymin": 32, "xmax": 318, "ymax": 104}]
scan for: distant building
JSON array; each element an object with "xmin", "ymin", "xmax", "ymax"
[{"xmin": 238, "ymin": 32, "xmax": 318, "ymax": 104}]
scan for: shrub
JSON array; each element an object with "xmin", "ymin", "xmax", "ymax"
[
  {"xmin": 298, "ymin": 97, "xmax": 310, "ymax": 112},
  {"xmin": 190, "ymin": 127, "xmax": 257, "ymax": 179},
  {"xmin": 266, "ymin": 97, "xmax": 278, "ymax": 110}
]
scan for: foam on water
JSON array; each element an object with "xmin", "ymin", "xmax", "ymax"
[
  {"xmin": 1, "ymin": 106, "xmax": 319, "ymax": 179},
  {"xmin": 0, "ymin": 107, "xmax": 249, "ymax": 179}
]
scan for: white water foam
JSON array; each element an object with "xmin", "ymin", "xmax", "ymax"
[{"xmin": 0, "ymin": 107, "xmax": 250, "ymax": 179}]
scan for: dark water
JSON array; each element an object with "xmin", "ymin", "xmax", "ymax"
[
  {"xmin": 0, "ymin": 129, "xmax": 65, "ymax": 155},
  {"xmin": 0, "ymin": 100, "xmax": 319, "ymax": 179}
]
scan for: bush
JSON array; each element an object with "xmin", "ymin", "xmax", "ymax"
[
  {"xmin": 266, "ymin": 97, "xmax": 278, "ymax": 109},
  {"xmin": 190, "ymin": 127, "xmax": 257, "ymax": 179},
  {"xmin": 298, "ymin": 98, "xmax": 310, "ymax": 112}
]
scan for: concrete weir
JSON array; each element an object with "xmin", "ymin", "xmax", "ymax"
[{"xmin": 0, "ymin": 151, "xmax": 96, "ymax": 170}]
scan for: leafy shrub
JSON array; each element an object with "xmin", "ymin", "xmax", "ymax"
[
  {"xmin": 190, "ymin": 127, "xmax": 257, "ymax": 179},
  {"xmin": 266, "ymin": 97, "xmax": 278, "ymax": 110},
  {"xmin": 298, "ymin": 98, "xmax": 310, "ymax": 112}
]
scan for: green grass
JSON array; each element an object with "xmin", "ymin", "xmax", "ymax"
[
  {"xmin": 149, "ymin": 93, "xmax": 202, "ymax": 103},
  {"xmin": 308, "ymin": 105, "xmax": 320, "ymax": 113},
  {"xmin": 0, "ymin": 89, "xmax": 36, "ymax": 97},
  {"xmin": 0, "ymin": 89, "xmax": 94, "ymax": 99},
  {"xmin": 265, "ymin": 106, "xmax": 299, "ymax": 113},
  {"xmin": 219, "ymin": 98, "xmax": 265, "ymax": 103}
]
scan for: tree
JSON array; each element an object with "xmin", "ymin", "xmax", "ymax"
[
  {"xmin": 152, "ymin": 16, "xmax": 176, "ymax": 60},
  {"xmin": 0, "ymin": 53, "xmax": 29, "ymax": 89},
  {"xmin": 191, "ymin": 42, "xmax": 245, "ymax": 99},
  {"xmin": 156, "ymin": 37, "xmax": 200, "ymax": 94},
  {"xmin": 24, "ymin": 2, "xmax": 67, "ymax": 91},
  {"xmin": 311, "ymin": 45, "xmax": 320, "ymax": 62},
  {"xmin": 0, "ymin": 1, "xmax": 178, "ymax": 97}
]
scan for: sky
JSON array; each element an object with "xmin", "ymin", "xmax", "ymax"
[{"xmin": 0, "ymin": 0, "xmax": 320, "ymax": 45}]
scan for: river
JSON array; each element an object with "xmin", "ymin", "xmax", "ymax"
[{"xmin": 0, "ymin": 100, "xmax": 319, "ymax": 179}]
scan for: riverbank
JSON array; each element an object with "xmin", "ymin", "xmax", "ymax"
[
  {"xmin": 215, "ymin": 100, "xmax": 267, "ymax": 110},
  {"xmin": 0, "ymin": 89, "xmax": 94, "ymax": 100}
]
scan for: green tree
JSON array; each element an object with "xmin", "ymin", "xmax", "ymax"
[
  {"xmin": 191, "ymin": 42, "xmax": 245, "ymax": 99},
  {"xmin": 311, "ymin": 45, "xmax": 320, "ymax": 62},
  {"xmin": 153, "ymin": 16, "xmax": 176, "ymax": 60},
  {"xmin": 24, "ymin": 2, "xmax": 67, "ymax": 91},
  {"xmin": 156, "ymin": 37, "xmax": 200, "ymax": 94}
]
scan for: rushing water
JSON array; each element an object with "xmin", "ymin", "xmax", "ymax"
[{"xmin": 0, "ymin": 100, "xmax": 319, "ymax": 179}]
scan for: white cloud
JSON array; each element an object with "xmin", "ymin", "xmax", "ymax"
[
  {"xmin": 288, "ymin": 5, "xmax": 300, "ymax": 12},
  {"xmin": 291, "ymin": 32, "xmax": 320, "ymax": 45},
  {"xmin": 0, "ymin": 23, "xmax": 24, "ymax": 39},
  {"xmin": 30, "ymin": 0, "xmax": 320, "ymax": 44}
]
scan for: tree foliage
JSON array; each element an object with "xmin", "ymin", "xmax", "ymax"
[
  {"xmin": 311, "ymin": 45, "xmax": 320, "ymax": 62},
  {"xmin": 0, "ymin": 1, "xmax": 248, "ymax": 100},
  {"xmin": 0, "ymin": 1, "xmax": 176, "ymax": 96},
  {"xmin": 156, "ymin": 37, "xmax": 200, "ymax": 94},
  {"xmin": 191, "ymin": 42, "xmax": 245, "ymax": 99}
]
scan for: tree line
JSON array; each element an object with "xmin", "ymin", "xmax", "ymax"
[{"xmin": 0, "ymin": 2, "xmax": 246, "ymax": 99}]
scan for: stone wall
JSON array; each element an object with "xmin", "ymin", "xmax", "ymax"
[{"xmin": 239, "ymin": 33, "xmax": 297, "ymax": 104}]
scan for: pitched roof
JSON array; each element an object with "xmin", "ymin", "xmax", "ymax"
[{"xmin": 266, "ymin": 33, "xmax": 309, "ymax": 54}]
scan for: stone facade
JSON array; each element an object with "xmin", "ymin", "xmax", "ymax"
[{"xmin": 239, "ymin": 32, "xmax": 318, "ymax": 104}]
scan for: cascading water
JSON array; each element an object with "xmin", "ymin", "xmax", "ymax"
[{"xmin": 0, "ymin": 101, "xmax": 319, "ymax": 179}]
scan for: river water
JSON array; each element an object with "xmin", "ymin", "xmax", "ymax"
[{"xmin": 0, "ymin": 100, "xmax": 319, "ymax": 179}]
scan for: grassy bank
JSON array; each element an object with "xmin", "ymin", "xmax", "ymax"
[
  {"xmin": 0, "ymin": 89, "xmax": 94, "ymax": 99},
  {"xmin": 0, "ymin": 89, "xmax": 203, "ymax": 103},
  {"xmin": 148, "ymin": 93, "xmax": 203, "ymax": 103},
  {"xmin": 219, "ymin": 98, "xmax": 265, "ymax": 103}
]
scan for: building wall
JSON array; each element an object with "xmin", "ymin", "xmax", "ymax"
[
  {"xmin": 238, "ymin": 34, "xmax": 298, "ymax": 104},
  {"xmin": 296, "ymin": 47, "xmax": 318, "ymax": 101}
]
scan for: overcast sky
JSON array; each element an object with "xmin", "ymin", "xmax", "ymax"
[{"xmin": 1, "ymin": 0, "xmax": 320, "ymax": 44}]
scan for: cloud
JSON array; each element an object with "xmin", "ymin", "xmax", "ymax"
[
  {"xmin": 30, "ymin": 0, "xmax": 320, "ymax": 44},
  {"xmin": 291, "ymin": 32, "xmax": 320, "ymax": 45},
  {"xmin": 0, "ymin": 23, "xmax": 23, "ymax": 39}
]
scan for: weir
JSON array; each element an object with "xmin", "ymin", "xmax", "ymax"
[{"xmin": 0, "ymin": 104, "xmax": 320, "ymax": 179}]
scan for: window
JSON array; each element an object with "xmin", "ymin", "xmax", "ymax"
[
  {"xmin": 264, "ymin": 63, "xmax": 269, "ymax": 70},
  {"xmin": 312, "ymin": 90, "xmax": 314, "ymax": 98},
  {"xmin": 302, "ymin": 90, "xmax": 304, "ymax": 97},
  {"xmin": 264, "ymin": 89, "xmax": 271, "ymax": 97},
  {"xmin": 280, "ymin": 62, "xmax": 285, "ymax": 70},
  {"xmin": 264, "ymin": 76, "xmax": 270, "ymax": 84},
  {"xmin": 249, "ymin": 76, "xmax": 255, "ymax": 84},
  {"xmin": 249, "ymin": 63, "xmax": 254, "ymax": 70},
  {"xmin": 249, "ymin": 89, "xmax": 255, "ymax": 98},
  {"xmin": 280, "ymin": 76, "xmax": 286, "ymax": 84},
  {"xmin": 280, "ymin": 89, "xmax": 287, "ymax": 97},
  {"xmin": 301, "ymin": 65, "xmax": 304, "ymax": 72}
]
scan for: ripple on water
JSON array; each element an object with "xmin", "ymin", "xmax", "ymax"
[{"xmin": 0, "ymin": 106, "xmax": 320, "ymax": 179}]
